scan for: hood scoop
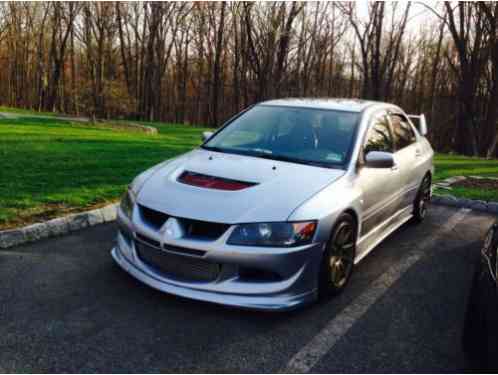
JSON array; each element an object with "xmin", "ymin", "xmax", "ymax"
[{"xmin": 177, "ymin": 171, "xmax": 258, "ymax": 191}]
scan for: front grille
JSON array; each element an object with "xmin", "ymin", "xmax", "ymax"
[
  {"xmin": 182, "ymin": 218, "xmax": 230, "ymax": 240},
  {"xmin": 136, "ymin": 232, "xmax": 160, "ymax": 248},
  {"xmin": 163, "ymin": 244, "xmax": 206, "ymax": 257},
  {"xmin": 139, "ymin": 205, "xmax": 169, "ymax": 229},
  {"xmin": 136, "ymin": 241, "xmax": 220, "ymax": 282},
  {"xmin": 139, "ymin": 204, "xmax": 229, "ymax": 240}
]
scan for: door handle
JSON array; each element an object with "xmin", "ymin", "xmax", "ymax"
[{"xmin": 415, "ymin": 149, "xmax": 422, "ymax": 158}]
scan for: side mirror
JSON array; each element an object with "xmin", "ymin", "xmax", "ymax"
[
  {"xmin": 202, "ymin": 131, "xmax": 214, "ymax": 142},
  {"xmin": 364, "ymin": 151, "xmax": 395, "ymax": 168}
]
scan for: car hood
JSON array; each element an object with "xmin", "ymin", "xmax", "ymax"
[{"xmin": 137, "ymin": 149, "xmax": 345, "ymax": 223}]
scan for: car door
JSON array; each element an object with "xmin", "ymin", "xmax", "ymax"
[
  {"xmin": 388, "ymin": 112, "xmax": 422, "ymax": 210},
  {"xmin": 357, "ymin": 111, "xmax": 400, "ymax": 237}
]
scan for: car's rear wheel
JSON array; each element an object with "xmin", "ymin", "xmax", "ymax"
[
  {"xmin": 413, "ymin": 175, "xmax": 431, "ymax": 223},
  {"xmin": 319, "ymin": 213, "xmax": 357, "ymax": 297}
]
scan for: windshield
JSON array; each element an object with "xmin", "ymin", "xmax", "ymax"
[{"xmin": 203, "ymin": 105, "xmax": 360, "ymax": 168}]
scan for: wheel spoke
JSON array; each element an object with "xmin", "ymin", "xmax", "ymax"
[
  {"xmin": 335, "ymin": 228, "xmax": 348, "ymax": 246},
  {"xmin": 330, "ymin": 256, "xmax": 349, "ymax": 287},
  {"xmin": 342, "ymin": 242, "xmax": 354, "ymax": 250},
  {"xmin": 335, "ymin": 226, "xmax": 352, "ymax": 247},
  {"xmin": 333, "ymin": 255, "xmax": 350, "ymax": 262},
  {"xmin": 332, "ymin": 261, "xmax": 344, "ymax": 285}
]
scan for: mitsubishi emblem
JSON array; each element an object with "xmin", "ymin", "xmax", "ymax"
[{"xmin": 162, "ymin": 217, "xmax": 184, "ymax": 240}]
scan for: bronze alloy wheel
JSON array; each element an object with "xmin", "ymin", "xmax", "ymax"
[{"xmin": 320, "ymin": 213, "xmax": 356, "ymax": 296}]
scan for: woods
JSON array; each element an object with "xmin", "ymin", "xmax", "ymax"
[{"xmin": 0, "ymin": 1, "xmax": 497, "ymax": 157}]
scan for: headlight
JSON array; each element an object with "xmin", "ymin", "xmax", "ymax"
[
  {"xmin": 120, "ymin": 189, "xmax": 136, "ymax": 218},
  {"xmin": 227, "ymin": 221, "xmax": 317, "ymax": 247}
]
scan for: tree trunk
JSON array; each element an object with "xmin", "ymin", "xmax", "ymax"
[{"xmin": 211, "ymin": 2, "xmax": 226, "ymax": 127}]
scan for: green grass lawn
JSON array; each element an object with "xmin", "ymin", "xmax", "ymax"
[
  {"xmin": 0, "ymin": 116, "xmax": 208, "ymax": 229},
  {"xmin": 433, "ymin": 153, "xmax": 498, "ymax": 201},
  {"xmin": 433, "ymin": 153, "xmax": 498, "ymax": 181},
  {"xmin": 0, "ymin": 115, "xmax": 497, "ymax": 229}
]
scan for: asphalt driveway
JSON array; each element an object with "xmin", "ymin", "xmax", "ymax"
[{"xmin": 0, "ymin": 205, "xmax": 494, "ymax": 373}]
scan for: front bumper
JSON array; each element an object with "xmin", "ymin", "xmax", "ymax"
[
  {"xmin": 111, "ymin": 210, "xmax": 322, "ymax": 311},
  {"xmin": 112, "ymin": 246, "xmax": 316, "ymax": 311}
]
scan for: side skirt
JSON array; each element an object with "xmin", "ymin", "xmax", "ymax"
[{"xmin": 354, "ymin": 205, "xmax": 413, "ymax": 264}]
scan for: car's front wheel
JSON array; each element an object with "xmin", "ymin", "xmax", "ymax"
[{"xmin": 319, "ymin": 213, "xmax": 357, "ymax": 297}]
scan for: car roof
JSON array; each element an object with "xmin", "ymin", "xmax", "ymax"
[{"xmin": 258, "ymin": 98, "xmax": 386, "ymax": 113}]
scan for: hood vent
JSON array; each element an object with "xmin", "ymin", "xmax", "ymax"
[{"xmin": 178, "ymin": 171, "xmax": 257, "ymax": 191}]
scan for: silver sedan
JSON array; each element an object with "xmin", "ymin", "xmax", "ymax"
[{"xmin": 111, "ymin": 99, "xmax": 434, "ymax": 311}]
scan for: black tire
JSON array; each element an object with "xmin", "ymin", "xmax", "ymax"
[
  {"xmin": 463, "ymin": 264, "xmax": 487, "ymax": 364},
  {"xmin": 413, "ymin": 174, "xmax": 431, "ymax": 223},
  {"xmin": 462, "ymin": 257, "xmax": 498, "ymax": 371},
  {"xmin": 319, "ymin": 213, "xmax": 357, "ymax": 298}
]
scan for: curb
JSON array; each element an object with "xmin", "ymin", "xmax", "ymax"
[
  {"xmin": 90, "ymin": 121, "xmax": 158, "ymax": 135},
  {"xmin": 431, "ymin": 194, "xmax": 498, "ymax": 214},
  {"xmin": 431, "ymin": 175, "xmax": 498, "ymax": 215},
  {"xmin": 0, "ymin": 203, "xmax": 118, "ymax": 249},
  {"xmin": 0, "ymin": 112, "xmax": 157, "ymax": 135}
]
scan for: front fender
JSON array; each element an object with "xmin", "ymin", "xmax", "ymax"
[{"xmin": 288, "ymin": 175, "xmax": 363, "ymax": 245}]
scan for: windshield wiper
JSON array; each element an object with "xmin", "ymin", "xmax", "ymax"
[
  {"xmin": 201, "ymin": 146, "xmax": 340, "ymax": 169},
  {"xmin": 253, "ymin": 153, "xmax": 336, "ymax": 168},
  {"xmin": 201, "ymin": 145, "xmax": 267, "ymax": 159},
  {"xmin": 201, "ymin": 145, "xmax": 225, "ymax": 153}
]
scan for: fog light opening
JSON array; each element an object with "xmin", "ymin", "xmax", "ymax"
[{"xmin": 238, "ymin": 267, "xmax": 282, "ymax": 282}]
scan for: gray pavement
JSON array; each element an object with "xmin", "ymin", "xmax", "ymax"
[{"xmin": 0, "ymin": 205, "xmax": 494, "ymax": 373}]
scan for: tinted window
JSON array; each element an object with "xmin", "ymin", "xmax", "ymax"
[
  {"xmin": 204, "ymin": 105, "xmax": 360, "ymax": 167},
  {"xmin": 390, "ymin": 114, "xmax": 416, "ymax": 150},
  {"xmin": 364, "ymin": 115, "xmax": 394, "ymax": 154}
]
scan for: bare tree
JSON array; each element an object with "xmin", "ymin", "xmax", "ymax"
[
  {"xmin": 339, "ymin": 2, "xmax": 411, "ymax": 100},
  {"xmin": 479, "ymin": 2, "xmax": 498, "ymax": 157},
  {"xmin": 45, "ymin": 2, "xmax": 80, "ymax": 112},
  {"xmin": 431, "ymin": 2, "xmax": 490, "ymax": 155},
  {"xmin": 243, "ymin": 2, "xmax": 303, "ymax": 101},
  {"xmin": 0, "ymin": 1, "xmax": 496, "ymax": 156},
  {"xmin": 211, "ymin": 1, "xmax": 227, "ymax": 126}
]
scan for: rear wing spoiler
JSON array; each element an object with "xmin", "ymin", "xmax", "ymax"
[{"xmin": 407, "ymin": 114, "xmax": 428, "ymax": 136}]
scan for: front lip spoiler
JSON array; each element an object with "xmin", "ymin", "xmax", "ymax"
[{"xmin": 111, "ymin": 247, "xmax": 316, "ymax": 312}]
